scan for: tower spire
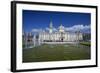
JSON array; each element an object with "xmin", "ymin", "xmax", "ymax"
[
  {"xmin": 59, "ymin": 17, "xmax": 65, "ymax": 33},
  {"xmin": 50, "ymin": 20, "xmax": 53, "ymax": 29},
  {"xmin": 49, "ymin": 18, "xmax": 53, "ymax": 33},
  {"xmin": 60, "ymin": 16, "xmax": 63, "ymax": 26}
]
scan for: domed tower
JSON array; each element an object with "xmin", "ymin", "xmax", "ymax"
[
  {"xmin": 59, "ymin": 24, "xmax": 65, "ymax": 33},
  {"xmin": 59, "ymin": 24, "xmax": 65, "ymax": 42}
]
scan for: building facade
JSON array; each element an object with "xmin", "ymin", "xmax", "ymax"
[
  {"xmin": 38, "ymin": 21, "xmax": 83, "ymax": 42},
  {"xmin": 23, "ymin": 21, "xmax": 83, "ymax": 48}
]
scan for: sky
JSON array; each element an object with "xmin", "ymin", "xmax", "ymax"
[{"xmin": 23, "ymin": 10, "xmax": 91, "ymax": 33}]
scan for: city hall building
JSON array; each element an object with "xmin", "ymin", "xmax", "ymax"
[
  {"xmin": 23, "ymin": 21, "xmax": 83, "ymax": 48},
  {"xmin": 38, "ymin": 21, "xmax": 83, "ymax": 42}
]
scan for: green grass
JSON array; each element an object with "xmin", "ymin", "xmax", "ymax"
[
  {"xmin": 80, "ymin": 42, "xmax": 91, "ymax": 46},
  {"xmin": 23, "ymin": 44, "xmax": 91, "ymax": 63}
]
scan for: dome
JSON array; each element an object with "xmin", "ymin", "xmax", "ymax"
[
  {"xmin": 59, "ymin": 24, "xmax": 65, "ymax": 32},
  {"xmin": 59, "ymin": 25, "xmax": 64, "ymax": 29}
]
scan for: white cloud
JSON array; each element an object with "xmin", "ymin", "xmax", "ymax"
[
  {"xmin": 32, "ymin": 29, "xmax": 39, "ymax": 32},
  {"xmin": 45, "ymin": 27, "xmax": 49, "ymax": 31},
  {"xmin": 45, "ymin": 27, "xmax": 57, "ymax": 32},
  {"xmin": 65, "ymin": 24, "xmax": 90, "ymax": 32},
  {"xmin": 32, "ymin": 29, "xmax": 45, "ymax": 32},
  {"xmin": 53, "ymin": 28, "xmax": 57, "ymax": 32},
  {"xmin": 31, "ymin": 24, "xmax": 90, "ymax": 33}
]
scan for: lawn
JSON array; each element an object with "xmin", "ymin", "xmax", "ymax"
[
  {"xmin": 80, "ymin": 41, "xmax": 91, "ymax": 46},
  {"xmin": 23, "ymin": 43, "xmax": 91, "ymax": 63}
]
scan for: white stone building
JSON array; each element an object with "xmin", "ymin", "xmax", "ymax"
[
  {"xmin": 23, "ymin": 21, "xmax": 83, "ymax": 48},
  {"xmin": 38, "ymin": 21, "xmax": 83, "ymax": 43}
]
